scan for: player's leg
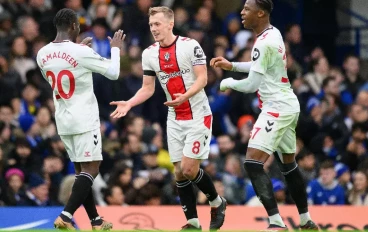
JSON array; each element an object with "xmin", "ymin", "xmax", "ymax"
[
  {"xmin": 55, "ymin": 129, "xmax": 112, "ymax": 230},
  {"xmin": 73, "ymin": 163, "xmax": 104, "ymax": 228},
  {"xmin": 168, "ymin": 120, "xmax": 200, "ymax": 230},
  {"xmin": 182, "ymin": 115, "xmax": 226, "ymax": 230},
  {"xmin": 245, "ymin": 112, "xmax": 288, "ymax": 229},
  {"xmin": 174, "ymin": 161, "xmax": 201, "ymax": 230},
  {"xmin": 274, "ymin": 113, "xmax": 318, "ymax": 230}
]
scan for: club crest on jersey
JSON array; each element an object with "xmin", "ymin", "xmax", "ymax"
[
  {"xmin": 164, "ymin": 52, "xmax": 170, "ymax": 62},
  {"xmin": 194, "ymin": 46, "xmax": 204, "ymax": 58},
  {"xmin": 252, "ymin": 48, "xmax": 260, "ymax": 61}
]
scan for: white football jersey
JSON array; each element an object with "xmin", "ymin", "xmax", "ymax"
[
  {"xmin": 142, "ymin": 36, "xmax": 211, "ymax": 120},
  {"xmin": 36, "ymin": 40, "xmax": 112, "ymax": 135},
  {"xmin": 250, "ymin": 26, "xmax": 300, "ymax": 113}
]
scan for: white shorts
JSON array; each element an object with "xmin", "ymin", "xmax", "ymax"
[
  {"xmin": 167, "ymin": 115, "xmax": 212, "ymax": 163},
  {"xmin": 248, "ymin": 111, "xmax": 299, "ymax": 155},
  {"xmin": 60, "ymin": 128, "xmax": 103, "ymax": 162}
]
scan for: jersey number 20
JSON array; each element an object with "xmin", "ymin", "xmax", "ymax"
[{"xmin": 46, "ymin": 70, "xmax": 75, "ymax": 99}]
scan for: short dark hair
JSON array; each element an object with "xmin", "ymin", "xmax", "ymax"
[
  {"xmin": 322, "ymin": 76, "xmax": 335, "ymax": 89},
  {"xmin": 320, "ymin": 160, "xmax": 335, "ymax": 170},
  {"xmin": 255, "ymin": 0, "xmax": 274, "ymax": 14},
  {"xmin": 53, "ymin": 8, "xmax": 78, "ymax": 30},
  {"xmin": 352, "ymin": 122, "xmax": 368, "ymax": 133}
]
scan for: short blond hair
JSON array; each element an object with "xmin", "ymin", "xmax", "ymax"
[{"xmin": 148, "ymin": 6, "xmax": 174, "ymax": 21}]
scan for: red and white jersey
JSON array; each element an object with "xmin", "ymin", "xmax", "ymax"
[
  {"xmin": 36, "ymin": 40, "xmax": 112, "ymax": 135},
  {"xmin": 251, "ymin": 26, "xmax": 300, "ymax": 113},
  {"xmin": 142, "ymin": 36, "xmax": 211, "ymax": 120}
]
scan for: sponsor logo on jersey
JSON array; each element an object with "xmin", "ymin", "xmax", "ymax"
[
  {"xmin": 252, "ymin": 48, "xmax": 260, "ymax": 61},
  {"xmin": 194, "ymin": 46, "xmax": 204, "ymax": 58},
  {"xmin": 156, "ymin": 69, "xmax": 190, "ymax": 84}
]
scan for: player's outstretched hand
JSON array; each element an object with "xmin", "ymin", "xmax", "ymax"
[
  {"xmin": 220, "ymin": 77, "xmax": 235, "ymax": 92},
  {"xmin": 108, "ymin": 29, "xmax": 126, "ymax": 50},
  {"xmin": 164, "ymin": 93, "xmax": 188, "ymax": 107},
  {"xmin": 210, "ymin": 56, "xmax": 233, "ymax": 70},
  {"xmin": 109, "ymin": 101, "xmax": 131, "ymax": 118},
  {"xmin": 80, "ymin": 37, "xmax": 92, "ymax": 47}
]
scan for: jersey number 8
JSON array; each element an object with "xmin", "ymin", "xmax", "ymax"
[{"xmin": 46, "ymin": 70, "xmax": 75, "ymax": 99}]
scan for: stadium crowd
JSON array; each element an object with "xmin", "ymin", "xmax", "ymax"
[{"xmin": 0, "ymin": 0, "xmax": 368, "ymax": 207}]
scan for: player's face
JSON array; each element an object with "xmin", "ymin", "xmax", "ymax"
[
  {"xmin": 149, "ymin": 13, "xmax": 174, "ymax": 42},
  {"xmin": 240, "ymin": 0, "xmax": 260, "ymax": 29}
]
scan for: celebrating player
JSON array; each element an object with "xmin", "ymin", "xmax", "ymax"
[
  {"xmin": 110, "ymin": 6, "xmax": 226, "ymax": 231},
  {"xmin": 36, "ymin": 8, "xmax": 125, "ymax": 230},
  {"xmin": 210, "ymin": 0, "xmax": 318, "ymax": 230}
]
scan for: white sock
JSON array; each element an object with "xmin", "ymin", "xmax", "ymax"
[
  {"xmin": 187, "ymin": 218, "xmax": 200, "ymax": 228},
  {"xmin": 61, "ymin": 211, "xmax": 72, "ymax": 219},
  {"xmin": 300, "ymin": 212, "xmax": 311, "ymax": 226},
  {"xmin": 269, "ymin": 214, "xmax": 285, "ymax": 227},
  {"xmin": 209, "ymin": 195, "xmax": 222, "ymax": 207}
]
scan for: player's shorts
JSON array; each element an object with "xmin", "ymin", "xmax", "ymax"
[
  {"xmin": 248, "ymin": 111, "xmax": 299, "ymax": 155},
  {"xmin": 60, "ymin": 128, "xmax": 103, "ymax": 162},
  {"xmin": 167, "ymin": 115, "xmax": 212, "ymax": 163}
]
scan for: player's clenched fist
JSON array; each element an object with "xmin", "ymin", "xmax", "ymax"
[
  {"xmin": 108, "ymin": 29, "xmax": 126, "ymax": 50},
  {"xmin": 109, "ymin": 101, "xmax": 132, "ymax": 118},
  {"xmin": 210, "ymin": 56, "xmax": 233, "ymax": 70}
]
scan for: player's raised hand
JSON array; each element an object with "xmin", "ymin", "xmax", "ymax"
[
  {"xmin": 109, "ymin": 100, "xmax": 131, "ymax": 118},
  {"xmin": 210, "ymin": 56, "xmax": 233, "ymax": 70},
  {"xmin": 80, "ymin": 37, "xmax": 92, "ymax": 47},
  {"xmin": 108, "ymin": 29, "xmax": 126, "ymax": 50},
  {"xmin": 164, "ymin": 93, "xmax": 188, "ymax": 107}
]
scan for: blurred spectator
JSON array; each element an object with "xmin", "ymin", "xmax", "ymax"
[
  {"xmin": 284, "ymin": 23, "xmax": 305, "ymax": 67},
  {"xmin": 307, "ymin": 160, "xmax": 345, "ymax": 205},
  {"xmin": 102, "ymin": 185, "xmax": 127, "ymax": 206},
  {"xmin": 348, "ymin": 170, "xmax": 368, "ymax": 205},
  {"xmin": 342, "ymin": 55, "xmax": 365, "ymax": 100},
  {"xmin": 296, "ymin": 149, "xmax": 318, "ymax": 183},
  {"xmin": 2, "ymin": 168, "xmax": 26, "ymax": 206},
  {"xmin": 58, "ymin": 175, "xmax": 75, "ymax": 205},
  {"xmin": 304, "ymin": 56, "xmax": 329, "ymax": 95},
  {"xmin": 20, "ymin": 173, "xmax": 58, "ymax": 206},
  {"xmin": 341, "ymin": 123, "xmax": 368, "ymax": 172},
  {"xmin": 65, "ymin": 0, "xmax": 91, "ymax": 32},
  {"xmin": 335, "ymin": 162, "xmax": 353, "ymax": 200},
  {"xmin": 17, "ymin": 16, "xmax": 39, "ymax": 56}
]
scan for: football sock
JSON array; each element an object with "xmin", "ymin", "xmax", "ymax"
[
  {"xmin": 187, "ymin": 218, "xmax": 201, "ymax": 228},
  {"xmin": 300, "ymin": 212, "xmax": 312, "ymax": 226},
  {"xmin": 62, "ymin": 172, "xmax": 94, "ymax": 220},
  {"xmin": 269, "ymin": 214, "xmax": 286, "ymax": 227},
  {"xmin": 191, "ymin": 169, "xmax": 219, "ymax": 202},
  {"xmin": 244, "ymin": 160, "xmax": 280, "ymax": 216},
  {"xmin": 176, "ymin": 180, "xmax": 199, "ymax": 222},
  {"xmin": 82, "ymin": 189, "xmax": 102, "ymax": 226},
  {"xmin": 273, "ymin": 153, "xmax": 310, "ymax": 225}
]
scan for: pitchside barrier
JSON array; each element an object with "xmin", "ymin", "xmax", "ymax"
[{"xmin": 0, "ymin": 206, "xmax": 367, "ymax": 230}]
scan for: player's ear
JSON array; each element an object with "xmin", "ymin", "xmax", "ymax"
[
  {"xmin": 72, "ymin": 22, "xmax": 77, "ymax": 31},
  {"xmin": 257, "ymin": 9, "xmax": 265, "ymax": 18}
]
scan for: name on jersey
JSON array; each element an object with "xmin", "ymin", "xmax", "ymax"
[
  {"xmin": 42, "ymin": 52, "xmax": 78, "ymax": 68},
  {"xmin": 156, "ymin": 69, "xmax": 190, "ymax": 84}
]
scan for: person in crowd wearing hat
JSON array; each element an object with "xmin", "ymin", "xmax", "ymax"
[
  {"xmin": 335, "ymin": 162, "xmax": 353, "ymax": 200},
  {"xmin": 19, "ymin": 173, "xmax": 58, "ymax": 206},
  {"xmin": 2, "ymin": 168, "xmax": 26, "ymax": 206},
  {"xmin": 296, "ymin": 149, "xmax": 318, "ymax": 183}
]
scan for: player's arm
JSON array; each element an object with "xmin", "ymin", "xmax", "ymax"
[
  {"xmin": 220, "ymin": 70, "xmax": 262, "ymax": 93},
  {"xmin": 210, "ymin": 56, "xmax": 252, "ymax": 73},
  {"xmin": 79, "ymin": 30, "xmax": 125, "ymax": 80},
  {"xmin": 183, "ymin": 64, "xmax": 207, "ymax": 97},
  {"xmin": 110, "ymin": 48, "xmax": 155, "ymax": 118},
  {"xmin": 110, "ymin": 75, "xmax": 155, "ymax": 118}
]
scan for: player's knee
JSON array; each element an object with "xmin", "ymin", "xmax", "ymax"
[
  {"xmin": 243, "ymin": 160, "xmax": 264, "ymax": 174},
  {"xmin": 279, "ymin": 161, "xmax": 297, "ymax": 176},
  {"xmin": 174, "ymin": 167, "xmax": 186, "ymax": 181},
  {"xmin": 181, "ymin": 165, "xmax": 198, "ymax": 180}
]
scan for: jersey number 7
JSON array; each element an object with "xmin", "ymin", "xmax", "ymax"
[{"xmin": 46, "ymin": 70, "xmax": 75, "ymax": 100}]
